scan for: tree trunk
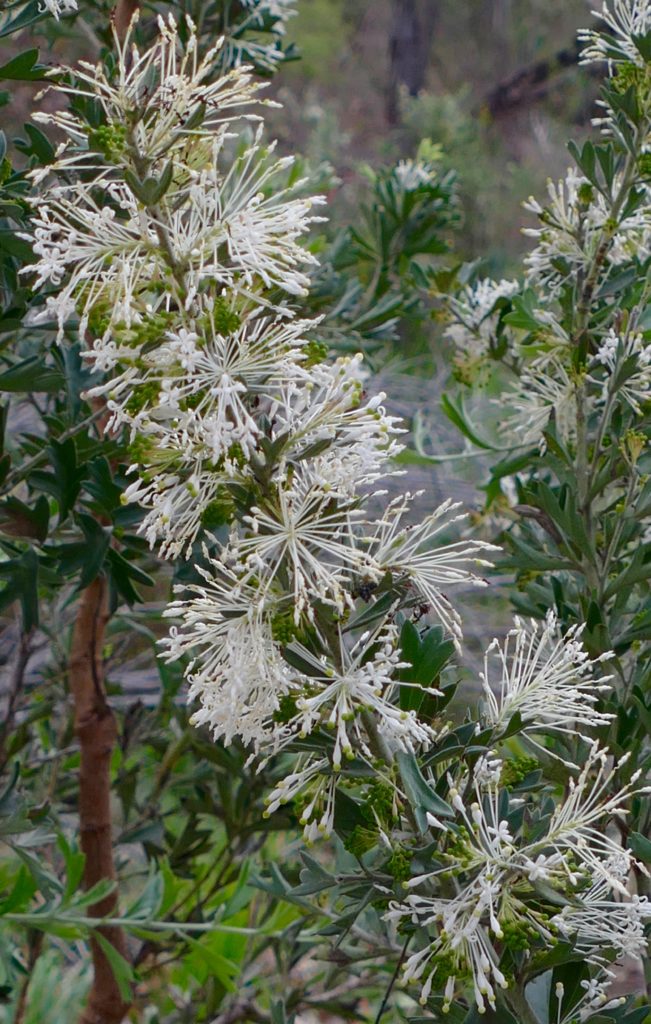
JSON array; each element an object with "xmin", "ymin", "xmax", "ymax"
[
  {"xmin": 70, "ymin": 577, "xmax": 131, "ymax": 1024},
  {"xmin": 386, "ymin": 0, "xmax": 438, "ymax": 124}
]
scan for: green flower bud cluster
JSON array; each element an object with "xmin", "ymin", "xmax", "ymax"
[
  {"xmin": 443, "ymin": 825, "xmax": 473, "ymax": 867},
  {"xmin": 125, "ymin": 381, "xmax": 162, "ymax": 415},
  {"xmin": 500, "ymin": 756, "xmax": 539, "ymax": 789},
  {"xmin": 273, "ymin": 693, "xmax": 299, "ymax": 724},
  {"xmin": 88, "ymin": 122, "xmax": 127, "ymax": 162},
  {"xmin": 270, "ymin": 611, "xmax": 300, "ymax": 645},
  {"xmin": 208, "ymin": 297, "xmax": 241, "ymax": 337},
  {"xmin": 363, "ymin": 779, "xmax": 396, "ymax": 827},
  {"xmin": 0, "ymin": 158, "xmax": 12, "ymax": 186},
  {"xmin": 344, "ymin": 824, "xmax": 379, "ymax": 858},
  {"xmin": 613, "ymin": 60, "xmax": 651, "ymax": 99},
  {"xmin": 500, "ymin": 918, "xmax": 535, "ymax": 952},
  {"xmin": 200, "ymin": 491, "xmax": 236, "ymax": 530},
  {"xmin": 387, "ymin": 846, "xmax": 412, "ymax": 883},
  {"xmin": 302, "ymin": 339, "xmax": 329, "ymax": 367}
]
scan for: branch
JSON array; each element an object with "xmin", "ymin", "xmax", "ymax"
[
  {"xmin": 113, "ymin": 0, "xmax": 139, "ymax": 41},
  {"xmin": 69, "ymin": 577, "xmax": 131, "ymax": 1024},
  {"xmin": 0, "ymin": 624, "xmax": 32, "ymax": 770},
  {"xmin": 480, "ymin": 32, "xmax": 606, "ymax": 119}
]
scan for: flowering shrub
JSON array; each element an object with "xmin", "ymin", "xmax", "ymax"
[{"xmin": 0, "ymin": 1, "xmax": 650, "ymax": 1022}]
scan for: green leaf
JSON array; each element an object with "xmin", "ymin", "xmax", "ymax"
[
  {"xmin": 0, "ymin": 50, "xmax": 44, "ymax": 81},
  {"xmin": 628, "ymin": 831, "xmax": 651, "ymax": 863},
  {"xmin": 0, "ymin": 548, "xmax": 40, "ymax": 629},
  {"xmin": 271, "ymin": 1000, "xmax": 290, "ymax": 1024},
  {"xmin": 0, "ymin": 231, "xmax": 33, "ymax": 261},
  {"xmin": 58, "ymin": 835, "xmax": 85, "ymax": 902},
  {"xmin": 399, "ymin": 621, "xmax": 454, "ymax": 712},
  {"xmin": 92, "ymin": 932, "xmax": 134, "ymax": 1002},
  {"xmin": 503, "ymin": 289, "xmax": 541, "ymax": 332},
  {"xmin": 0, "ymin": 356, "xmax": 64, "ymax": 393},
  {"xmin": 76, "ymin": 515, "xmax": 110, "ymax": 590},
  {"xmin": 0, "ymin": 495, "xmax": 49, "ymax": 542},
  {"xmin": 396, "ymin": 751, "xmax": 454, "ymax": 832},
  {"xmin": 0, "ymin": 866, "xmax": 37, "ymax": 916},
  {"xmin": 125, "ymin": 870, "xmax": 164, "ymax": 921},
  {"xmin": 441, "ymin": 393, "xmax": 497, "ymax": 450},
  {"xmin": 0, "ymin": 2, "xmax": 43, "ymax": 39}
]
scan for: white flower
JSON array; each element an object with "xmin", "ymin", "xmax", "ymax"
[
  {"xmin": 481, "ymin": 611, "xmax": 614, "ymax": 751},
  {"xmin": 235, "ymin": 481, "xmax": 365, "ymax": 623},
  {"xmin": 360, "ymin": 495, "xmax": 498, "ymax": 647},
  {"xmin": 35, "ymin": 15, "xmax": 264, "ymax": 166},
  {"xmin": 39, "ymin": 0, "xmax": 77, "ymax": 18},
  {"xmin": 161, "ymin": 565, "xmax": 292, "ymax": 749},
  {"xmin": 101, "ymin": 306, "xmax": 315, "ymax": 460},
  {"xmin": 445, "ymin": 278, "xmax": 519, "ymax": 376},
  {"xmin": 123, "ymin": 465, "xmax": 239, "ymax": 558},
  {"xmin": 268, "ymin": 354, "xmax": 405, "ymax": 496},
  {"xmin": 285, "ymin": 624, "xmax": 437, "ymax": 768},
  {"xmin": 592, "ymin": 327, "xmax": 651, "ymax": 414},
  {"xmin": 394, "ymin": 159, "xmax": 437, "ymax": 190},
  {"xmin": 579, "ymin": 0, "xmax": 651, "ymax": 66},
  {"xmin": 174, "ymin": 132, "xmax": 326, "ymax": 300},
  {"xmin": 522, "ymin": 744, "xmax": 649, "ymax": 894},
  {"xmin": 387, "ymin": 871, "xmax": 510, "ymax": 1014},
  {"xmin": 264, "ymin": 757, "xmax": 336, "ymax": 842},
  {"xmin": 523, "ymin": 169, "xmax": 651, "ymax": 295},
  {"xmin": 501, "ymin": 355, "xmax": 578, "ymax": 449},
  {"xmin": 553, "ymin": 877, "xmax": 651, "ymax": 965}
]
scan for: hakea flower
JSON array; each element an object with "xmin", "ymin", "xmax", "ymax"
[
  {"xmin": 359, "ymin": 495, "xmax": 498, "ymax": 648},
  {"xmin": 445, "ymin": 278, "xmax": 519, "ymax": 382},
  {"xmin": 529, "ymin": 744, "xmax": 650, "ymax": 894},
  {"xmin": 235, "ymin": 476, "xmax": 367, "ymax": 623},
  {"xmin": 523, "ymin": 169, "xmax": 651, "ymax": 295},
  {"xmin": 268, "ymin": 354, "xmax": 405, "ymax": 496},
  {"xmin": 161, "ymin": 564, "xmax": 293, "ymax": 748},
  {"xmin": 26, "ymin": 140, "xmax": 324, "ymax": 340},
  {"xmin": 40, "ymin": 0, "xmax": 77, "ymax": 18},
  {"xmin": 553, "ymin": 875, "xmax": 651, "ymax": 965},
  {"xmin": 97, "ymin": 305, "xmax": 314, "ymax": 449},
  {"xmin": 33, "ymin": 14, "xmax": 265, "ymax": 169},
  {"xmin": 23, "ymin": 22, "xmax": 324, "ymax": 340},
  {"xmin": 592, "ymin": 327, "xmax": 651, "ymax": 414},
  {"xmin": 166, "ymin": 131, "xmax": 326, "ymax": 301},
  {"xmin": 501, "ymin": 355, "xmax": 578, "ymax": 449},
  {"xmin": 285, "ymin": 624, "xmax": 438, "ymax": 769},
  {"xmin": 122, "ymin": 460, "xmax": 244, "ymax": 558},
  {"xmin": 480, "ymin": 611, "xmax": 614, "ymax": 755},
  {"xmin": 386, "ymin": 750, "xmax": 649, "ymax": 1012},
  {"xmin": 264, "ymin": 757, "xmax": 336, "ymax": 842},
  {"xmin": 579, "ymin": 0, "xmax": 651, "ymax": 66},
  {"xmin": 558, "ymin": 981, "xmax": 626, "ymax": 1024}
]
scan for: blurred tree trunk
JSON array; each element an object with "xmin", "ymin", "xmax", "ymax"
[{"xmin": 386, "ymin": 0, "xmax": 439, "ymax": 124}]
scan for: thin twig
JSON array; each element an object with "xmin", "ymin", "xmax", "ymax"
[
  {"xmin": 0, "ymin": 625, "xmax": 33, "ymax": 770},
  {"xmin": 374, "ymin": 934, "xmax": 410, "ymax": 1023}
]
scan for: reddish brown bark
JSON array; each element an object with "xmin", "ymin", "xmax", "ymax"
[
  {"xmin": 70, "ymin": 577, "xmax": 131, "ymax": 1024},
  {"xmin": 113, "ymin": 0, "xmax": 140, "ymax": 41}
]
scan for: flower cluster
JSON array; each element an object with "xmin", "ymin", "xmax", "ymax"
[
  {"xmin": 28, "ymin": 8, "xmax": 651, "ymax": 1019},
  {"xmin": 27, "ymin": 15, "xmax": 496, "ymax": 828},
  {"xmin": 444, "ymin": 277, "xmax": 519, "ymax": 383},
  {"xmin": 387, "ymin": 746, "xmax": 650, "ymax": 1014}
]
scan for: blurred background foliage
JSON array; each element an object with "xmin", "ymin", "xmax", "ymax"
[{"xmin": 269, "ymin": 0, "xmax": 594, "ymax": 274}]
